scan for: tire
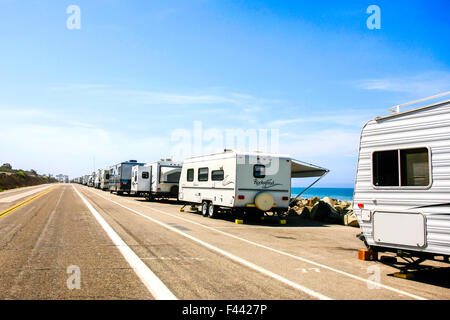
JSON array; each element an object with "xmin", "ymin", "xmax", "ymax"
[
  {"xmin": 208, "ymin": 204, "xmax": 217, "ymax": 218},
  {"xmin": 201, "ymin": 201, "xmax": 209, "ymax": 217},
  {"xmin": 255, "ymin": 192, "xmax": 274, "ymax": 212}
]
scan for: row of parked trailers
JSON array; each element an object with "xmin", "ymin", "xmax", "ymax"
[{"xmin": 73, "ymin": 93, "xmax": 450, "ymax": 267}]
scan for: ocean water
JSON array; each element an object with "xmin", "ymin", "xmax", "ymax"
[{"xmin": 291, "ymin": 187, "xmax": 354, "ymax": 201}]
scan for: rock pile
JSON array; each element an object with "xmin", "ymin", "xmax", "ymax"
[{"xmin": 288, "ymin": 196, "xmax": 359, "ymax": 227}]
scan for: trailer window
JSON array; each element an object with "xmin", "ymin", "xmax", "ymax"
[
  {"xmin": 198, "ymin": 168, "xmax": 209, "ymax": 181},
  {"xmin": 373, "ymin": 148, "xmax": 430, "ymax": 187},
  {"xmin": 253, "ymin": 165, "xmax": 266, "ymax": 178},
  {"xmin": 187, "ymin": 169, "xmax": 194, "ymax": 182},
  {"xmin": 142, "ymin": 171, "xmax": 149, "ymax": 179},
  {"xmin": 401, "ymin": 148, "xmax": 429, "ymax": 186},
  {"xmin": 373, "ymin": 150, "xmax": 399, "ymax": 186},
  {"xmin": 212, "ymin": 170, "xmax": 224, "ymax": 181}
]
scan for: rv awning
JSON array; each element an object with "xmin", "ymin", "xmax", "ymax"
[{"xmin": 291, "ymin": 159, "xmax": 329, "ymax": 178}]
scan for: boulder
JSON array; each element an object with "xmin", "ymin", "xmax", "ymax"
[
  {"xmin": 298, "ymin": 206, "xmax": 311, "ymax": 219},
  {"xmin": 308, "ymin": 196, "xmax": 320, "ymax": 207},
  {"xmin": 310, "ymin": 201, "xmax": 340, "ymax": 222},
  {"xmin": 322, "ymin": 197, "xmax": 336, "ymax": 207},
  {"xmin": 344, "ymin": 210, "xmax": 359, "ymax": 227}
]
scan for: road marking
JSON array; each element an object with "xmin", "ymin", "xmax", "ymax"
[
  {"xmin": 87, "ymin": 187, "xmax": 427, "ymax": 300},
  {"xmin": 81, "ymin": 187, "xmax": 331, "ymax": 300},
  {"xmin": 71, "ymin": 185, "xmax": 177, "ymax": 300},
  {"xmin": 0, "ymin": 186, "xmax": 59, "ymax": 219},
  {"xmin": 0, "ymin": 185, "xmax": 55, "ymax": 203}
]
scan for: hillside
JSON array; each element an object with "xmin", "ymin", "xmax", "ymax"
[{"xmin": 0, "ymin": 163, "xmax": 57, "ymax": 191}]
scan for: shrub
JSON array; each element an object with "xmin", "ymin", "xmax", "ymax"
[{"xmin": 18, "ymin": 171, "xmax": 26, "ymax": 178}]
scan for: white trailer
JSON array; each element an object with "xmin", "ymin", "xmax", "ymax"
[
  {"xmin": 82, "ymin": 175, "xmax": 90, "ymax": 185},
  {"xmin": 130, "ymin": 165, "xmax": 151, "ymax": 196},
  {"xmin": 130, "ymin": 159, "xmax": 182, "ymax": 200},
  {"xmin": 353, "ymin": 93, "xmax": 450, "ymax": 265},
  {"xmin": 94, "ymin": 169, "xmax": 101, "ymax": 189},
  {"xmin": 99, "ymin": 169, "xmax": 110, "ymax": 191},
  {"xmin": 178, "ymin": 150, "xmax": 328, "ymax": 219}
]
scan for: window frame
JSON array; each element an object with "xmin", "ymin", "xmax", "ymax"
[
  {"xmin": 211, "ymin": 169, "xmax": 225, "ymax": 181},
  {"xmin": 142, "ymin": 171, "xmax": 149, "ymax": 179},
  {"xmin": 198, "ymin": 167, "xmax": 209, "ymax": 182},
  {"xmin": 253, "ymin": 164, "xmax": 266, "ymax": 179},
  {"xmin": 186, "ymin": 168, "xmax": 194, "ymax": 182},
  {"xmin": 371, "ymin": 146, "xmax": 432, "ymax": 190}
]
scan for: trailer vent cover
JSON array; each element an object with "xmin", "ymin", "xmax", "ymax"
[{"xmin": 255, "ymin": 192, "xmax": 274, "ymax": 211}]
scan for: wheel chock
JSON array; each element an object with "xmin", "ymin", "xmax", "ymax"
[
  {"xmin": 358, "ymin": 249, "xmax": 378, "ymax": 261},
  {"xmin": 279, "ymin": 219, "xmax": 287, "ymax": 225},
  {"xmin": 178, "ymin": 208, "xmax": 185, "ymax": 212},
  {"xmin": 235, "ymin": 219, "xmax": 244, "ymax": 224},
  {"xmin": 393, "ymin": 272, "xmax": 415, "ymax": 280}
]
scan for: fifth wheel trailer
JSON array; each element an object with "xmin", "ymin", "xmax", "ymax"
[
  {"xmin": 353, "ymin": 94, "xmax": 450, "ymax": 264},
  {"xmin": 178, "ymin": 150, "xmax": 328, "ymax": 218}
]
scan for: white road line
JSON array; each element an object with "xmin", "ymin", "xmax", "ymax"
[
  {"xmin": 88, "ymin": 188, "xmax": 427, "ymax": 300},
  {"xmin": 72, "ymin": 185, "xmax": 177, "ymax": 300},
  {"xmin": 84, "ymin": 188, "xmax": 331, "ymax": 300}
]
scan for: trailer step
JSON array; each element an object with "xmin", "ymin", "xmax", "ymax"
[
  {"xmin": 393, "ymin": 272, "xmax": 415, "ymax": 280},
  {"xmin": 358, "ymin": 249, "xmax": 378, "ymax": 261}
]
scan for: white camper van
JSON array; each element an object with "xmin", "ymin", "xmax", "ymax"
[
  {"xmin": 100, "ymin": 169, "xmax": 110, "ymax": 191},
  {"xmin": 179, "ymin": 150, "xmax": 328, "ymax": 218},
  {"xmin": 131, "ymin": 159, "xmax": 182, "ymax": 200},
  {"xmin": 353, "ymin": 93, "xmax": 450, "ymax": 264}
]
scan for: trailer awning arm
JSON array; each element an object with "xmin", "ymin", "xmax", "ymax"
[{"xmin": 290, "ymin": 159, "xmax": 329, "ymax": 206}]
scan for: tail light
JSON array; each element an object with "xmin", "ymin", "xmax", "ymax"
[
  {"xmin": 237, "ymin": 195, "xmax": 245, "ymax": 200},
  {"xmin": 120, "ymin": 182, "xmax": 123, "ymax": 186},
  {"xmin": 157, "ymin": 188, "xmax": 161, "ymax": 191},
  {"xmin": 282, "ymin": 196, "xmax": 289, "ymax": 201}
]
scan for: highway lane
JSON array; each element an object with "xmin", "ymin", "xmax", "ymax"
[
  {"xmin": 77, "ymin": 185, "xmax": 449, "ymax": 300},
  {"xmin": 0, "ymin": 183, "xmax": 448, "ymax": 300},
  {"xmin": 0, "ymin": 185, "xmax": 153, "ymax": 299}
]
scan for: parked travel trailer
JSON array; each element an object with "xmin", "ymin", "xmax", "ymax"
[
  {"xmin": 131, "ymin": 159, "xmax": 182, "ymax": 200},
  {"xmin": 94, "ymin": 170, "xmax": 101, "ymax": 189},
  {"xmin": 100, "ymin": 169, "xmax": 110, "ymax": 191},
  {"xmin": 82, "ymin": 175, "xmax": 90, "ymax": 185},
  {"xmin": 353, "ymin": 94, "xmax": 450, "ymax": 264},
  {"xmin": 130, "ymin": 165, "xmax": 151, "ymax": 197},
  {"xmin": 178, "ymin": 150, "xmax": 328, "ymax": 218},
  {"xmin": 109, "ymin": 160, "xmax": 145, "ymax": 195},
  {"xmin": 87, "ymin": 174, "xmax": 94, "ymax": 187}
]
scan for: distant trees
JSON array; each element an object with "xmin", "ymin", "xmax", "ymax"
[{"xmin": 0, "ymin": 163, "xmax": 12, "ymax": 172}]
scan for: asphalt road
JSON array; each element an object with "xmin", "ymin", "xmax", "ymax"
[{"xmin": 0, "ymin": 184, "xmax": 448, "ymax": 300}]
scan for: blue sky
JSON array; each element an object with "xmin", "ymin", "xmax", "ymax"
[{"xmin": 0, "ymin": 0, "xmax": 449, "ymax": 187}]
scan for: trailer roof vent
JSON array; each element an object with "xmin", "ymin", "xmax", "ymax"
[{"xmin": 129, "ymin": 160, "xmax": 137, "ymax": 163}]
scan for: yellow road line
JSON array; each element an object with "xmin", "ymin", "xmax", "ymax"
[{"xmin": 0, "ymin": 186, "xmax": 59, "ymax": 219}]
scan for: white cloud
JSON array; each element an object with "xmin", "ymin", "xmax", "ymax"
[{"xmin": 356, "ymin": 71, "xmax": 450, "ymax": 96}]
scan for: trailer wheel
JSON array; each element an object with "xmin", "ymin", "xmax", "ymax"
[
  {"xmin": 201, "ymin": 201, "xmax": 209, "ymax": 217},
  {"xmin": 208, "ymin": 204, "xmax": 218, "ymax": 218}
]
